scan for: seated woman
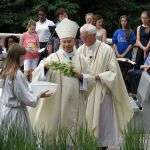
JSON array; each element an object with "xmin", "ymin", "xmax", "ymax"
[{"xmin": 126, "ymin": 52, "xmax": 150, "ymax": 95}]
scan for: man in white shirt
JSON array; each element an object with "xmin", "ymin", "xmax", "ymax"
[{"xmin": 36, "ymin": 6, "xmax": 55, "ymax": 61}]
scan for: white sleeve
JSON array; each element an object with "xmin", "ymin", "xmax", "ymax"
[
  {"xmin": 98, "ymin": 49, "xmax": 117, "ymax": 90},
  {"xmin": 14, "ymin": 71, "xmax": 39, "ymax": 107},
  {"xmin": 49, "ymin": 20, "xmax": 55, "ymax": 26},
  {"xmin": 32, "ymin": 60, "xmax": 47, "ymax": 82}
]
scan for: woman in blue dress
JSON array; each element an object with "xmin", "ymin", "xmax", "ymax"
[{"xmin": 135, "ymin": 11, "xmax": 150, "ymax": 69}]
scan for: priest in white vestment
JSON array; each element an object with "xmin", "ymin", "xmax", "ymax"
[
  {"xmin": 29, "ymin": 19, "xmax": 93, "ymax": 134},
  {"xmin": 78, "ymin": 24, "xmax": 134, "ymax": 149}
]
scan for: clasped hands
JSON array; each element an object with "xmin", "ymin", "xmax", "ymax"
[
  {"xmin": 74, "ymin": 70, "xmax": 101, "ymax": 82},
  {"xmin": 73, "ymin": 70, "xmax": 83, "ymax": 80}
]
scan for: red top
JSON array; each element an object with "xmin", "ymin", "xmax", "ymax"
[{"xmin": 21, "ymin": 32, "xmax": 39, "ymax": 59}]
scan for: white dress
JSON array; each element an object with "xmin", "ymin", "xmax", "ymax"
[{"xmin": 0, "ymin": 70, "xmax": 39, "ymax": 133}]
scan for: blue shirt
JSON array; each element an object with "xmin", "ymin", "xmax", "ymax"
[
  {"xmin": 112, "ymin": 29, "xmax": 136, "ymax": 54},
  {"xmin": 144, "ymin": 53, "xmax": 150, "ymax": 65}
]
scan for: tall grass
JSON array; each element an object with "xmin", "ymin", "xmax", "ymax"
[
  {"xmin": 0, "ymin": 122, "xmax": 149, "ymax": 150},
  {"xmin": 0, "ymin": 124, "xmax": 37, "ymax": 150},
  {"xmin": 0, "ymin": 124, "xmax": 98, "ymax": 150},
  {"xmin": 121, "ymin": 122, "xmax": 149, "ymax": 150},
  {"xmin": 70, "ymin": 126, "xmax": 98, "ymax": 150}
]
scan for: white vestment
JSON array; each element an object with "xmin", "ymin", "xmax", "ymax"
[
  {"xmin": 78, "ymin": 40, "xmax": 134, "ymax": 146},
  {"xmin": 29, "ymin": 49, "xmax": 93, "ymax": 133}
]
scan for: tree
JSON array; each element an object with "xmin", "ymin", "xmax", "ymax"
[
  {"xmin": 0, "ymin": 0, "xmax": 149, "ymax": 36},
  {"xmin": 0, "ymin": 0, "xmax": 79, "ymax": 33}
]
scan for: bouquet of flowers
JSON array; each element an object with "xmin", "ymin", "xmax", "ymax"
[{"xmin": 48, "ymin": 61, "xmax": 76, "ymax": 77}]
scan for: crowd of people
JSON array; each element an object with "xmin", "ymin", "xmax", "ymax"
[{"xmin": 0, "ymin": 5, "xmax": 150, "ymax": 149}]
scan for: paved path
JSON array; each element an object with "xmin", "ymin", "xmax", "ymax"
[{"xmin": 107, "ymin": 101, "xmax": 150, "ymax": 150}]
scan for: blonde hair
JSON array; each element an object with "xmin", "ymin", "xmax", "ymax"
[{"xmin": 27, "ymin": 19, "xmax": 36, "ymax": 30}]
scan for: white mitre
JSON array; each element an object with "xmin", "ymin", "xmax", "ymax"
[
  {"xmin": 55, "ymin": 18, "xmax": 79, "ymax": 39},
  {"xmin": 80, "ymin": 23, "xmax": 96, "ymax": 34}
]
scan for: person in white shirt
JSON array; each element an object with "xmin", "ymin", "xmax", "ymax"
[{"xmin": 36, "ymin": 6, "xmax": 55, "ymax": 61}]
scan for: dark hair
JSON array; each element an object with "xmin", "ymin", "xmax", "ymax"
[
  {"xmin": 37, "ymin": 5, "xmax": 48, "ymax": 15},
  {"xmin": 55, "ymin": 8, "xmax": 68, "ymax": 19},
  {"xmin": 94, "ymin": 14, "xmax": 103, "ymax": 21},
  {"xmin": 120, "ymin": 15, "xmax": 129, "ymax": 23},
  {"xmin": 120, "ymin": 15, "xmax": 132, "ymax": 42},
  {"xmin": 94, "ymin": 14, "xmax": 104, "ymax": 26},
  {"xmin": 4, "ymin": 35, "xmax": 19, "ymax": 51}
]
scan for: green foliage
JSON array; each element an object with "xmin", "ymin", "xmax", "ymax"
[
  {"xmin": 70, "ymin": 126, "xmax": 99, "ymax": 150},
  {"xmin": 0, "ymin": 124, "xmax": 98, "ymax": 149},
  {"xmin": 48, "ymin": 61, "xmax": 76, "ymax": 77},
  {"xmin": 121, "ymin": 122, "xmax": 149, "ymax": 150},
  {"xmin": 0, "ymin": 0, "xmax": 149, "ymax": 35},
  {"xmin": 0, "ymin": 124, "xmax": 37, "ymax": 150},
  {"xmin": 0, "ymin": 0, "xmax": 79, "ymax": 33},
  {"xmin": 0, "ymin": 122, "xmax": 149, "ymax": 149},
  {"xmin": 86, "ymin": 0, "xmax": 149, "ymax": 36}
]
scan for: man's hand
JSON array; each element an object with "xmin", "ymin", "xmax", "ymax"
[
  {"xmin": 147, "ymin": 67, "xmax": 150, "ymax": 74},
  {"xmin": 144, "ymin": 66, "xmax": 150, "ymax": 71},
  {"xmin": 40, "ymin": 90, "xmax": 53, "ymax": 98},
  {"xmin": 95, "ymin": 75, "xmax": 101, "ymax": 81},
  {"xmin": 116, "ymin": 54, "xmax": 124, "ymax": 58},
  {"xmin": 44, "ymin": 62, "xmax": 49, "ymax": 69},
  {"xmin": 74, "ymin": 71, "xmax": 83, "ymax": 80}
]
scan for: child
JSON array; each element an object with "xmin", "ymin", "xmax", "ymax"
[
  {"xmin": 0, "ymin": 44, "xmax": 50, "ymax": 134},
  {"xmin": 20, "ymin": 19, "xmax": 40, "ymax": 81}
]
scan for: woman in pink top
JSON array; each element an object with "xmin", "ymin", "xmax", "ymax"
[{"xmin": 20, "ymin": 19, "xmax": 39, "ymax": 81}]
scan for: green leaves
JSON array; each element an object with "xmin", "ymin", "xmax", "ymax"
[
  {"xmin": 48, "ymin": 61, "xmax": 76, "ymax": 77},
  {"xmin": 121, "ymin": 122, "xmax": 149, "ymax": 150},
  {"xmin": 0, "ymin": 124, "xmax": 98, "ymax": 150},
  {"xmin": 0, "ymin": 0, "xmax": 149, "ymax": 35}
]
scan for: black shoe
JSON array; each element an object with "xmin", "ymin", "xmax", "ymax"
[
  {"xmin": 134, "ymin": 99, "xmax": 143, "ymax": 111},
  {"xmin": 102, "ymin": 147, "xmax": 108, "ymax": 150},
  {"xmin": 97, "ymin": 147, "xmax": 108, "ymax": 150}
]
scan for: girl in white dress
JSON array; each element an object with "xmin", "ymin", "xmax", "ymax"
[{"xmin": 0, "ymin": 44, "xmax": 50, "ymax": 134}]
